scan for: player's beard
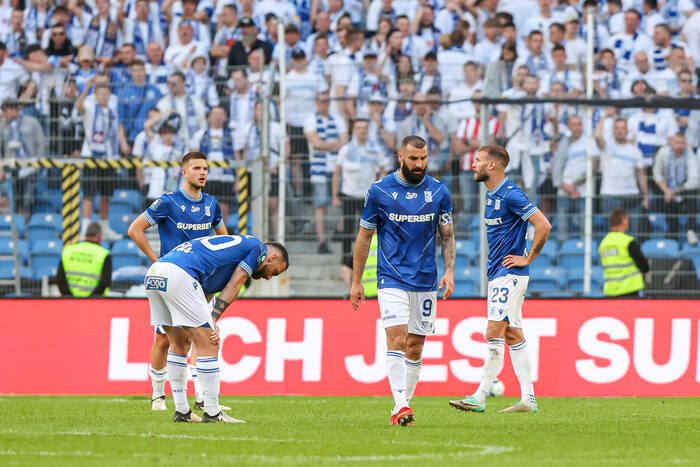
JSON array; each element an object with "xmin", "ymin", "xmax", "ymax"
[
  {"xmin": 474, "ymin": 169, "xmax": 488, "ymax": 183},
  {"xmin": 251, "ymin": 267, "xmax": 265, "ymax": 279},
  {"xmin": 401, "ymin": 163, "xmax": 425, "ymax": 184}
]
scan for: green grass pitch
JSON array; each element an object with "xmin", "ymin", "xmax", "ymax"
[{"xmin": 1, "ymin": 396, "xmax": 699, "ymax": 466}]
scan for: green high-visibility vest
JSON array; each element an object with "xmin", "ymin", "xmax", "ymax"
[
  {"xmin": 61, "ymin": 241, "xmax": 110, "ymax": 297},
  {"xmin": 598, "ymin": 231, "xmax": 645, "ymax": 297},
  {"xmin": 361, "ymin": 234, "xmax": 379, "ymax": 298}
]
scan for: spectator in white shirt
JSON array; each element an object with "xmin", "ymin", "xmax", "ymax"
[
  {"xmin": 522, "ymin": 0, "xmax": 564, "ymax": 45},
  {"xmin": 286, "ymin": 49, "xmax": 329, "ymax": 197},
  {"xmin": 185, "ymin": 56, "xmax": 219, "ymax": 109},
  {"xmin": 681, "ymin": 10, "xmax": 700, "ymax": 70},
  {"xmin": 347, "ymin": 50, "xmax": 388, "ymax": 118},
  {"xmin": 437, "ymin": 29, "xmax": 473, "ymax": 92},
  {"xmin": 595, "ymin": 114, "xmax": 650, "ymax": 235},
  {"xmin": 563, "ymin": 14, "xmax": 588, "ymax": 70},
  {"xmin": 164, "ymin": 21, "xmax": 209, "ymax": 71},
  {"xmin": 272, "ymin": 23, "xmax": 303, "ymax": 70},
  {"xmin": 304, "ymin": 91, "xmax": 348, "ymax": 253},
  {"xmin": 474, "ymin": 17, "xmax": 504, "ymax": 70},
  {"xmin": 227, "ymin": 68, "xmax": 257, "ymax": 151},
  {"xmin": 653, "ymin": 133, "xmax": 699, "ymax": 244},
  {"xmin": 641, "ymin": 0, "xmax": 664, "ymax": 37},
  {"xmin": 514, "ymin": 30, "xmax": 552, "ymax": 82},
  {"xmin": 305, "ymin": 11, "xmax": 338, "ymax": 58},
  {"xmin": 210, "ymin": 4, "xmax": 242, "ymax": 79},
  {"xmin": 447, "ymin": 61, "xmax": 482, "ymax": 122},
  {"xmin": 190, "ymin": 107, "xmax": 237, "ymax": 219},
  {"xmin": 156, "ymin": 71, "xmax": 207, "ymax": 147},
  {"xmin": 543, "ymin": 45, "xmax": 583, "ymax": 95},
  {"xmin": 607, "ymin": 9, "xmax": 654, "ymax": 74},
  {"xmin": 124, "ymin": 0, "xmax": 165, "ymax": 59},
  {"xmin": 627, "ymin": 51, "xmax": 669, "ymax": 95},
  {"xmin": 145, "ymin": 42, "xmax": 173, "ymax": 95},
  {"xmin": 395, "ymin": 15, "xmax": 427, "ymax": 71},
  {"xmin": 163, "ymin": 0, "xmax": 211, "ymax": 48},
  {"xmin": 74, "ymin": 0, "xmax": 119, "ymax": 66},
  {"xmin": 366, "ymin": 0, "xmax": 396, "ymax": 34},
  {"xmin": 607, "ymin": 0, "xmax": 625, "ymax": 35},
  {"xmin": 330, "ymin": 27, "xmax": 363, "ymax": 120}
]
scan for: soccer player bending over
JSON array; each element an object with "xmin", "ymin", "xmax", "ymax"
[
  {"xmin": 450, "ymin": 145, "xmax": 550, "ymax": 413},
  {"xmin": 351, "ymin": 135, "xmax": 456, "ymax": 426},
  {"xmin": 145, "ymin": 234, "xmax": 288, "ymax": 422},
  {"xmin": 128, "ymin": 152, "xmax": 228, "ymax": 412}
]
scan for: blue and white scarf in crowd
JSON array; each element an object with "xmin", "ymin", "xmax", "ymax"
[
  {"xmin": 170, "ymin": 94, "xmax": 199, "ymax": 140},
  {"xmin": 521, "ymin": 102, "xmax": 547, "ymax": 146},
  {"xmin": 132, "ymin": 21, "xmax": 155, "ymax": 57},
  {"xmin": 310, "ymin": 113, "xmax": 340, "ymax": 182},
  {"xmin": 418, "ymin": 71, "xmax": 441, "ymax": 94},
  {"xmin": 91, "ymin": 105, "xmax": 119, "ymax": 159},
  {"xmin": 229, "ymin": 88, "xmax": 257, "ymax": 128},
  {"xmin": 667, "ymin": 150, "xmax": 688, "ymax": 191},
  {"xmin": 9, "ymin": 118, "xmax": 29, "ymax": 159},
  {"xmin": 25, "ymin": 6, "xmax": 54, "ymax": 36},
  {"xmin": 85, "ymin": 15, "xmax": 118, "ymax": 58}
]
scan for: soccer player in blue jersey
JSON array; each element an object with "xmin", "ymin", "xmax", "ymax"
[
  {"xmin": 128, "ymin": 152, "xmax": 228, "ymax": 412},
  {"xmin": 350, "ymin": 135, "xmax": 456, "ymax": 426},
  {"xmin": 145, "ymin": 234, "xmax": 288, "ymax": 423},
  {"xmin": 449, "ymin": 145, "xmax": 551, "ymax": 414}
]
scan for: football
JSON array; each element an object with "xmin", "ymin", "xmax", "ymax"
[{"xmin": 489, "ymin": 379, "xmax": 505, "ymax": 397}]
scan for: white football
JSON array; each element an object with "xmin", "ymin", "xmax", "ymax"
[{"xmin": 489, "ymin": 379, "xmax": 505, "ymax": 397}]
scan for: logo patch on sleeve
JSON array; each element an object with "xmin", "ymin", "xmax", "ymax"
[{"xmin": 149, "ymin": 199, "xmax": 162, "ymax": 210}]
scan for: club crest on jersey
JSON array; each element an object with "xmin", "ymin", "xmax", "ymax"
[
  {"xmin": 205, "ymin": 206, "xmax": 211, "ymax": 216},
  {"xmin": 191, "ymin": 206, "xmax": 200, "ymax": 213},
  {"xmin": 392, "ymin": 192, "xmax": 398, "ymax": 200},
  {"xmin": 406, "ymin": 192, "xmax": 417, "ymax": 200},
  {"xmin": 424, "ymin": 190, "xmax": 432, "ymax": 202},
  {"xmin": 487, "ymin": 199, "xmax": 492, "ymax": 206},
  {"xmin": 495, "ymin": 199, "xmax": 501, "ymax": 210}
]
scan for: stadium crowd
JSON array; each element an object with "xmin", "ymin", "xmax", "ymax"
[{"xmin": 0, "ymin": 0, "xmax": 699, "ymax": 280}]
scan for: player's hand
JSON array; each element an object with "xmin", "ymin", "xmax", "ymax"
[
  {"xmin": 439, "ymin": 272, "xmax": 455, "ymax": 299},
  {"xmin": 641, "ymin": 196, "xmax": 650, "ymax": 210},
  {"xmin": 502, "ymin": 255, "xmax": 530, "ymax": 269},
  {"xmin": 350, "ymin": 281, "xmax": 365, "ymax": 310},
  {"xmin": 210, "ymin": 324, "xmax": 221, "ymax": 345}
]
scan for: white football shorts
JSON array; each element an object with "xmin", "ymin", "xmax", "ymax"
[
  {"xmin": 145, "ymin": 262, "xmax": 213, "ymax": 329},
  {"xmin": 377, "ymin": 288, "xmax": 438, "ymax": 336},
  {"xmin": 487, "ymin": 274, "xmax": 529, "ymax": 328}
]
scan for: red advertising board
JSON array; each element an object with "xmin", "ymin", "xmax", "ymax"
[{"xmin": 1, "ymin": 299, "xmax": 698, "ymax": 396}]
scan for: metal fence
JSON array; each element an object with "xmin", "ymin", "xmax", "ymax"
[{"xmin": 1, "ymin": 63, "xmax": 699, "ymax": 298}]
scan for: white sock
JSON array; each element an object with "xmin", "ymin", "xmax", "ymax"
[
  {"xmin": 473, "ymin": 338, "xmax": 505, "ymax": 403},
  {"xmin": 80, "ymin": 218, "xmax": 90, "ymax": 236},
  {"xmin": 166, "ymin": 352, "xmax": 190, "ymax": 414},
  {"xmin": 188, "ymin": 364, "xmax": 202, "ymax": 401},
  {"xmin": 405, "ymin": 358, "xmax": 422, "ymax": 402},
  {"xmin": 196, "ymin": 356, "xmax": 221, "ymax": 417},
  {"xmin": 510, "ymin": 339, "xmax": 537, "ymax": 406},
  {"xmin": 149, "ymin": 364, "xmax": 167, "ymax": 399},
  {"xmin": 386, "ymin": 350, "xmax": 408, "ymax": 413}
]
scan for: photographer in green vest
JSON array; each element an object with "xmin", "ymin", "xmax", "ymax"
[
  {"xmin": 361, "ymin": 234, "xmax": 379, "ymax": 298},
  {"xmin": 57, "ymin": 222, "xmax": 112, "ymax": 297},
  {"xmin": 598, "ymin": 208, "xmax": 649, "ymax": 298}
]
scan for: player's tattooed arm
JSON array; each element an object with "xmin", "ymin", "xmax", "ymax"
[
  {"xmin": 211, "ymin": 297, "xmax": 230, "ymax": 322},
  {"xmin": 439, "ymin": 222, "xmax": 456, "ymax": 272}
]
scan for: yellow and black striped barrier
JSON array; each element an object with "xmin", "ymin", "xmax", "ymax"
[
  {"xmin": 0, "ymin": 158, "xmax": 238, "ymax": 169},
  {"xmin": 237, "ymin": 166, "xmax": 250, "ymax": 235},
  {"xmin": 61, "ymin": 165, "xmax": 81, "ymax": 245}
]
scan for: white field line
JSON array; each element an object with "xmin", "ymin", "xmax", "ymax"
[{"xmin": 0, "ymin": 429, "xmax": 301, "ymax": 443}]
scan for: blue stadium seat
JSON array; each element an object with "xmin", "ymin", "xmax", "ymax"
[
  {"xmin": 30, "ymin": 239, "xmax": 63, "ymax": 254},
  {"xmin": 528, "ymin": 239, "xmax": 558, "ymax": 267},
  {"xmin": 0, "ymin": 214, "xmax": 27, "ymax": 238},
  {"xmin": 109, "ymin": 212, "xmax": 136, "ymax": 236},
  {"xmin": 680, "ymin": 244, "xmax": 700, "ymax": 262},
  {"xmin": 453, "ymin": 280, "xmax": 478, "ymax": 297},
  {"xmin": 565, "ymin": 267, "xmax": 604, "ymax": 293},
  {"xmin": 33, "ymin": 189, "xmax": 63, "ymax": 214},
  {"xmin": 109, "ymin": 202, "xmax": 136, "ymax": 216},
  {"xmin": 0, "ymin": 265, "xmax": 33, "ymax": 280},
  {"xmin": 113, "ymin": 265, "xmax": 147, "ymax": 284},
  {"xmin": 559, "ymin": 238, "xmax": 598, "ymax": 270},
  {"xmin": 112, "ymin": 189, "xmax": 144, "ymax": 211},
  {"xmin": 0, "ymin": 238, "xmax": 29, "ymax": 266},
  {"xmin": 648, "ymin": 213, "xmax": 668, "ymax": 235},
  {"xmin": 537, "ymin": 291, "xmax": 575, "ymax": 298},
  {"xmin": 529, "ymin": 267, "xmax": 565, "ymax": 293},
  {"xmin": 455, "ymin": 240, "xmax": 477, "ymax": 266},
  {"xmin": 28, "ymin": 213, "xmax": 62, "ymax": 243},
  {"xmin": 112, "ymin": 239, "xmax": 142, "ymax": 270},
  {"xmin": 641, "ymin": 238, "xmax": 680, "ymax": 259},
  {"xmin": 31, "ymin": 255, "xmax": 60, "ymax": 278}
]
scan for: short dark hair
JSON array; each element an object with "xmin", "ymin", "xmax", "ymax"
[
  {"xmin": 550, "ymin": 22, "xmax": 565, "ymax": 33},
  {"xmin": 627, "ymin": 8, "xmax": 642, "ymax": 19},
  {"xmin": 94, "ymin": 82, "xmax": 111, "ymax": 92},
  {"xmin": 171, "ymin": 70, "xmax": 186, "ymax": 82},
  {"xmin": 401, "ymin": 135, "xmax": 427, "ymax": 151},
  {"xmin": 528, "ymin": 30, "xmax": 543, "ymax": 40},
  {"xmin": 610, "ymin": 208, "xmax": 628, "ymax": 227},
  {"xmin": 129, "ymin": 59, "xmax": 145, "ymax": 68},
  {"xmin": 25, "ymin": 44, "xmax": 43, "ymax": 57},
  {"xmin": 265, "ymin": 242, "xmax": 289, "ymax": 267},
  {"xmin": 181, "ymin": 151, "xmax": 207, "ymax": 167},
  {"xmin": 350, "ymin": 118, "xmax": 369, "ymax": 133},
  {"xmin": 552, "ymin": 44, "xmax": 566, "ymax": 54},
  {"xmin": 478, "ymin": 145, "xmax": 510, "ymax": 168}
]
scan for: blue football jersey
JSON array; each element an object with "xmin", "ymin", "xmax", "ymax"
[
  {"xmin": 360, "ymin": 171, "xmax": 452, "ymax": 292},
  {"xmin": 484, "ymin": 177, "xmax": 538, "ymax": 280},
  {"xmin": 159, "ymin": 234, "xmax": 267, "ymax": 286},
  {"xmin": 143, "ymin": 188, "xmax": 224, "ymax": 256}
]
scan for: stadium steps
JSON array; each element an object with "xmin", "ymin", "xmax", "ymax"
[{"xmin": 287, "ymin": 240, "xmax": 348, "ymax": 297}]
